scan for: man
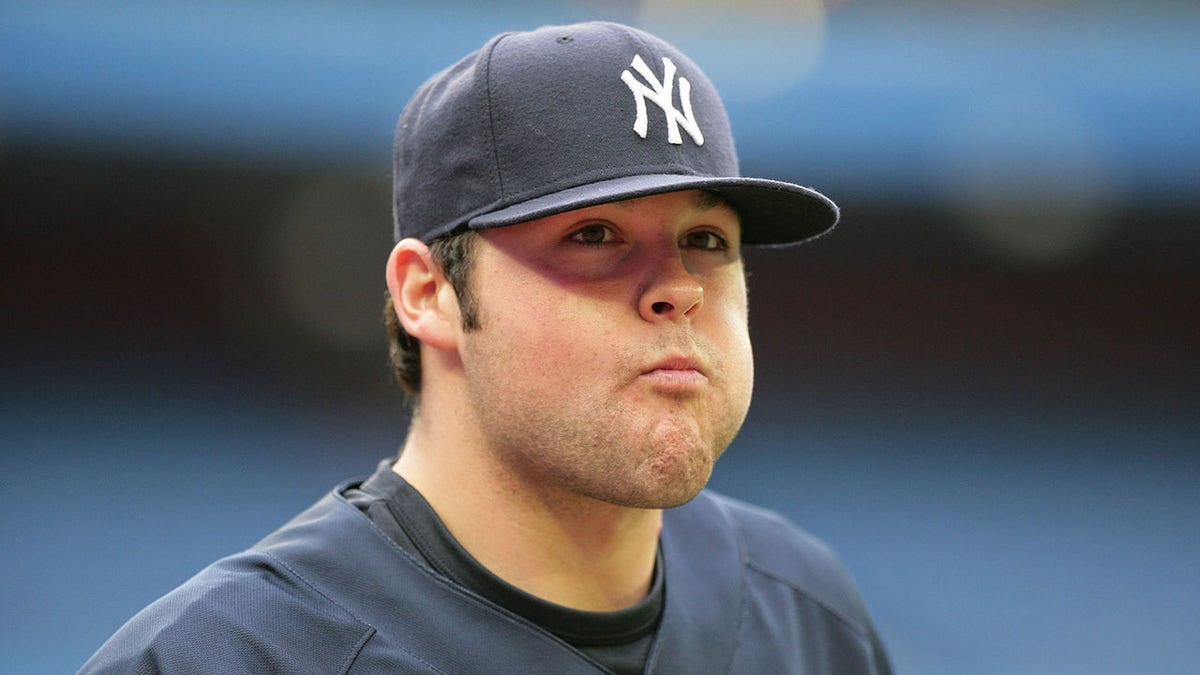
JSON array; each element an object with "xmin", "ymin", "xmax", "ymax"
[{"xmin": 83, "ymin": 21, "xmax": 891, "ymax": 674}]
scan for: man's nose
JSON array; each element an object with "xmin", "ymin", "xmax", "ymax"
[{"xmin": 638, "ymin": 254, "xmax": 703, "ymax": 322}]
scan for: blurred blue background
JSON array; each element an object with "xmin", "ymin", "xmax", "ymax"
[{"xmin": 3, "ymin": 1, "xmax": 1197, "ymax": 673}]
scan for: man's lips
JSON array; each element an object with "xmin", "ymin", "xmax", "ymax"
[{"xmin": 639, "ymin": 356, "xmax": 708, "ymax": 388}]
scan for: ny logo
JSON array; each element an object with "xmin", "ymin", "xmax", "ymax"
[{"xmin": 620, "ymin": 54, "xmax": 705, "ymax": 146}]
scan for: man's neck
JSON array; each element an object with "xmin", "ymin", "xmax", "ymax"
[{"xmin": 393, "ymin": 419, "xmax": 661, "ymax": 612}]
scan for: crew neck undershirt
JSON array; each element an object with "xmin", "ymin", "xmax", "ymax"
[{"xmin": 344, "ymin": 460, "xmax": 663, "ymax": 675}]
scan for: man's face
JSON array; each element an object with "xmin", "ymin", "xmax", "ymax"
[{"xmin": 457, "ymin": 189, "xmax": 753, "ymax": 509}]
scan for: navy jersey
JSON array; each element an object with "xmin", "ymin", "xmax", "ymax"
[{"xmin": 81, "ymin": 481, "xmax": 890, "ymax": 674}]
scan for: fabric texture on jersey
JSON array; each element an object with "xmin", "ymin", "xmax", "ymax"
[{"xmin": 81, "ymin": 463, "xmax": 892, "ymax": 674}]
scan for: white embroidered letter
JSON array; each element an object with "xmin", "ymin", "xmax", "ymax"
[{"xmin": 620, "ymin": 55, "xmax": 704, "ymax": 146}]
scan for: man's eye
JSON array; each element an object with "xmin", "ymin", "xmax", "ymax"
[
  {"xmin": 570, "ymin": 224, "xmax": 615, "ymax": 245},
  {"xmin": 683, "ymin": 230, "xmax": 728, "ymax": 250}
]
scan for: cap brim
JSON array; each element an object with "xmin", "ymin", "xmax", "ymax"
[{"xmin": 467, "ymin": 174, "xmax": 838, "ymax": 247}]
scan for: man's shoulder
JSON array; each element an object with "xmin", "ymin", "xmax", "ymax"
[
  {"xmin": 80, "ymin": 494, "xmax": 379, "ymax": 674},
  {"xmin": 81, "ymin": 548, "xmax": 376, "ymax": 674},
  {"xmin": 671, "ymin": 490, "xmax": 873, "ymax": 630},
  {"xmin": 81, "ymin": 484, "xmax": 607, "ymax": 674}
]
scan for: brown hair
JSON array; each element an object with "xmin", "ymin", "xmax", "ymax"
[{"xmin": 383, "ymin": 229, "xmax": 481, "ymax": 401}]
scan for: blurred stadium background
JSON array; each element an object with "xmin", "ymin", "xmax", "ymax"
[{"xmin": 3, "ymin": 1, "xmax": 1197, "ymax": 672}]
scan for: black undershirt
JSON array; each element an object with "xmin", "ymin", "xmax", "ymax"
[{"xmin": 344, "ymin": 460, "xmax": 663, "ymax": 675}]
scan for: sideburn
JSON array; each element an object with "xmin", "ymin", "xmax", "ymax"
[{"xmin": 430, "ymin": 229, "xmax": 482, "ymax": 331}]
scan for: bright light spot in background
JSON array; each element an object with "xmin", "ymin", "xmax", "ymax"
[
  {"xmin": 635, "ymin": 0, "xmax": 829, "ymax": 101},
  {"xmin": 267, "ymin": 174, "xmax": 391, "ymax": 353},
  {"xmin": 938, "ymin": 90, "xmax": 1122, "ymax": 266}
]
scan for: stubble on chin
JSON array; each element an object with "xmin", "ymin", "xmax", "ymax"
[
  {"xmin": 572, "ymin": 393, "xmax": 744, "ymax": 510},
  {"xmin": 478, "ymin": 391, "xmax": 739, "ymax": 512}
]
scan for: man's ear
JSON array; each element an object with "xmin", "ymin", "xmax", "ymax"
[{"xmin": 385, "ymin": 239, "xmax": 461, "ymax": 352}]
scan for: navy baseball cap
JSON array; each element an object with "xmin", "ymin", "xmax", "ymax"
[{"xmin": 393, "ymin": 21, "xmax": 837, "ymax": 247}]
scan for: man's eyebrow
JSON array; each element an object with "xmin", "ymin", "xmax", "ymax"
[{"xmin": 693, "ymin": 190, "xmax": 728, "ymax": 213}]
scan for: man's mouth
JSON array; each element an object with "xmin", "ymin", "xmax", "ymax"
[{"xmin": 640, "ymin": 355, "xmax": 708, "ymax": 389}]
